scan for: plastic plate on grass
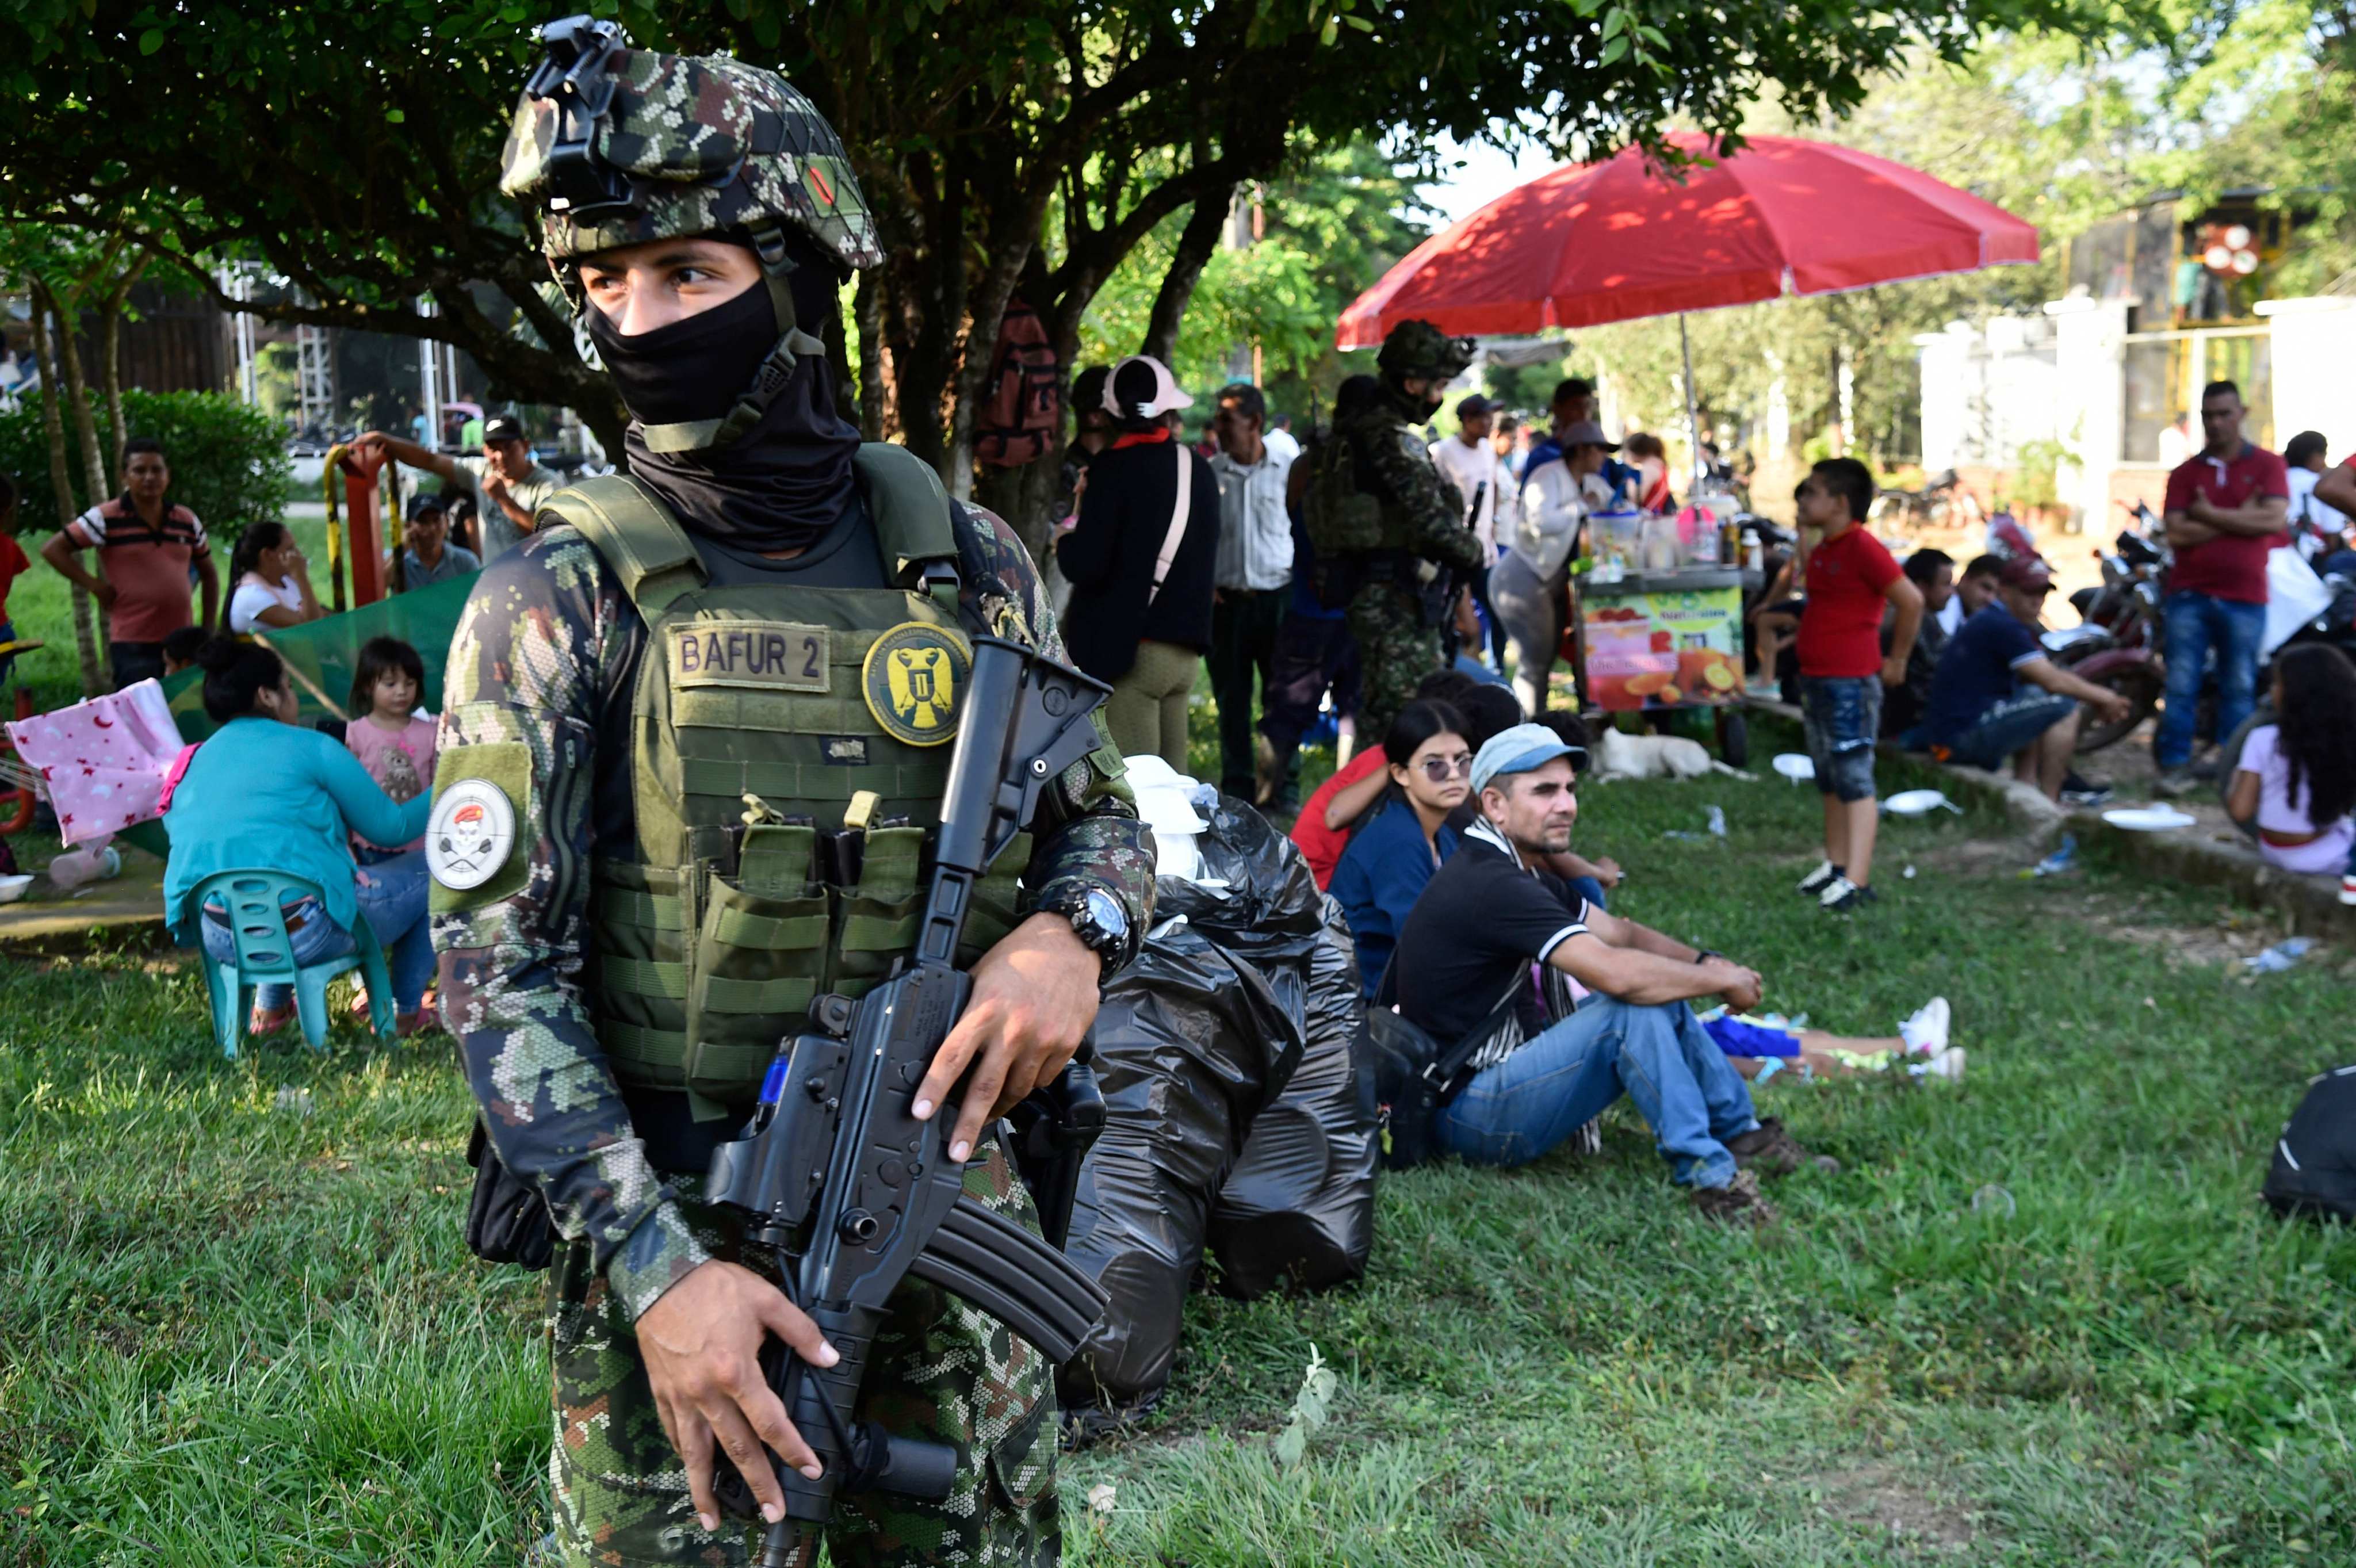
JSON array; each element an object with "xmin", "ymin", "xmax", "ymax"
[
  {"xmin": 2102, "ymin": 806, "xmax": 2197, "ymax": 832},
  {"xmin": 0, "ymin": 874, "xmax": 32, "ymax": 904},
  {"xmin": 1772, "ymin": 752, "xmax": 1815, "ymax": 782},
  {"xmin": 1883, "ymin": 789, "xmax": 1962, "ymax": 817}
]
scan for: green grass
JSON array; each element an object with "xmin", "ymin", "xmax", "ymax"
[{"xmin": 4, "ymin": 765, "xmax": 2351, "ymax": 1565}]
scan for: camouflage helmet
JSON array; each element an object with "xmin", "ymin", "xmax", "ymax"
[
  {"xmin": 498, "ymin": 18, "xmax": 881, "ymax": 276},
  {"xmin": 1376, "ymin": 319, "xmax": 1477, "ymax": 381}
]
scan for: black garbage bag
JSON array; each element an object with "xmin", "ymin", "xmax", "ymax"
[
  {"xmin": 2264, "ymin": 1064, "xmax": 2356, "ymax": 1222},
  {"xmin": 1206, "ymin": 897, "xmax": 1379, "ymax": 1299},
  {"xmin": 1058, "ymin": 797, "xmax": 1323, "ymax": 1414}
]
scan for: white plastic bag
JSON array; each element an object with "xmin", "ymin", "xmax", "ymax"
[{"xmin": 2264, "ymin": 546, "xmax": 2334, "ymax": 656}]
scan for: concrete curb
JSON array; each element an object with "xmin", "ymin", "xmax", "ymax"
[
  {"xmin": 1738, "ymin": 693, "xmax": 2350, "ymax": 934},
  {"xmin": 2067, "ymin": 811, "xmax": 2356, "ymax": 938}
]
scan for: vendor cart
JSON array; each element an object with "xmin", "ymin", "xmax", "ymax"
[{"xmin": 1573, "ymin": 565, "xmax": 1758, "ymax": 766}]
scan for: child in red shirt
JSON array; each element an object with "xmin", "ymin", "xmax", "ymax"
[
  {"xmin": 1791, "ymin": 458, "xmax": 1922, "ymax": 912},
  {"xmin": 0, "ymin": 475, "xmax": 30, "ymax": 689}
]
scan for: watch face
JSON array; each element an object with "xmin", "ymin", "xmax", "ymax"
[{"xmin": 1082, "ymin": 888, "xmax": 1127, "ymax": 942}]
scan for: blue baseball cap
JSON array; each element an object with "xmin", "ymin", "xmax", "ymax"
[{"xmin": 1469, "ymin": 722, "xmax": 1581, "ymax": 795}]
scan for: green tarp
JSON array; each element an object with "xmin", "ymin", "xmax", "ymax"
[{"xmin": 162, "ymin": 573, "xmax": 479, "ymax": 742}]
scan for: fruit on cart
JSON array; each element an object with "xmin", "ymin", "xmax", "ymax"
[
  {"xmin": 1657, "ymin": 683, "xmax": 1683, "ymax": 703},
  {"xmin": 1676, "ymin": 647, "xmax": 1743, "ymax": 695},
  {"xmin": 1592, "ymin": 674, "xmax": 1645, "ymax": 711}
]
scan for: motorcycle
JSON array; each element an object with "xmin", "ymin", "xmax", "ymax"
[
  {"xmin": 1871, "ymin": 468, "xmax": 1987, "ymax": 533},
  {"xmin": 2048, "ymin": 500, "xmax": 2168, "ymax": 752}
]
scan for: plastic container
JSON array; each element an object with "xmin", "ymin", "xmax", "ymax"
[{"xmin": 48, "ymin": 843, "xmax": 122, "ymax": 890}]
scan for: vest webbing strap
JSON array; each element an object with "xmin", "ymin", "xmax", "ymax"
[
  {"xmin": 542, "ymin": 475, "xmax": 706, "ymax": 616},
  {"xmin": 678, "ymin": 757, "xmax": 946, "ymax": 803},
  {"xmin": 601, "ymin": 1020, "xmax": 689, "ymax": 1074},
  {"xmin": 705, "ymin": 975, "xmax": 819, "ymax": 1014},
  {"xmin": 596, "ymin": 885, "xmax": 682, "ymax": 933},
  {"xmin": 601, "ymin": 955, "xmax": 688, "ymax": 999},
  {"xmin": 840, "ymin": 909, "xmax": 921, "ymax": 951},
  {"xmin": 712, "ymin": 904, "xmax": 828, "ymax": 950}
]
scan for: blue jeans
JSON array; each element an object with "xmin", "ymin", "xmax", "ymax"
[
  {"xmin": 200, "ymin": 852, "xmax": 433, "ymax": 1014},
  {"xmin": 1800, "ymin": 675, "xmax": 1882, "ymax": 802},
  {"xmin": 2156, "ymin": 591, "xmax": 2265, "ymax": 768},
  {"xmin": 1434, "ymin": 996, "xmax": 1761, "ymax": 1188}
]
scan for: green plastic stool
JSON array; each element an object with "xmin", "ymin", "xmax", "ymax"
[{"xmin": 188, "ymin": 870, "xmax": 392, "ymax": 1057}]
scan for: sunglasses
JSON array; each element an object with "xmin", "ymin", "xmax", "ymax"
[{"xmin": 1415, "ymin": 752, "xmax": 1474, "ymax": 782}]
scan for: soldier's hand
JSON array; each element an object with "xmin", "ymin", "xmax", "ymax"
[
  {"xmin": 637, "ymin": 1259, "xmax": 841, "ymax": 1532},
  {"xmin": 914, "ymin": 911, "xmax": 1100, "ymax": 1164}
]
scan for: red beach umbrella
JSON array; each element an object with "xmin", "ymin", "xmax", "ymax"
[{"xmin": 1336, "ymin": 131, "xmax": 2038, "ymax": 346}]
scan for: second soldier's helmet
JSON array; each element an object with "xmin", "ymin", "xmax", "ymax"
[
  {"xmin": 498, "ymin": 17, "xmax": 881, "ymax": 280},
  {"xmin": 1375, "ymin": 319, "xmax": 1477, "ymax": 383}
]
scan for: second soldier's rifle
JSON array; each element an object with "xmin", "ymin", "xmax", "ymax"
[{"xmin": 703, "ymin": 634, "xmax": 1114, "ymax": 1565}]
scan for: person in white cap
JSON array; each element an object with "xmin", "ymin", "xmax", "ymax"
[
  {"xmin": 1056, "ymin": 354, "xmax": 1221, "ymax": 769},
  {"xmin": 1390, "ymin": 723, "xmax": 1829, "ymax": 1221}
]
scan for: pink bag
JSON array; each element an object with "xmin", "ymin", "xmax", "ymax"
[{"xmin": 5, "ymin": 678, "xmax": 186, "ymax": 845}]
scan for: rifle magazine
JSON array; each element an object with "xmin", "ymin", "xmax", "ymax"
[{"xmin": 907, "ymin": 1195, "xmax": 1108, "ymax": 1363}]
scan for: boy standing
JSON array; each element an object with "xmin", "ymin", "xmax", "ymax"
[{"xmin": 1792, "ymin": 458, "xmax": 1922, "ymax": 911}]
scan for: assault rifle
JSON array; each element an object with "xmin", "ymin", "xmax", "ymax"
[{"xmin": 703, "ymin": 634, "xmax": 1114, "ymax": 1565}]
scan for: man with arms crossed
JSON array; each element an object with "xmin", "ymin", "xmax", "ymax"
[
  {"xmin": 1394, "ymin": 723, "xmax": 1829, "ymax": 1222},
  {"xmin": 2154, "ymin": 380, "xmax": 2288, "ymax": 794}
]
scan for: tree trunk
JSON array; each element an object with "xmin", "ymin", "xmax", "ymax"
[
  {"xmin": 53, "ymin": 297, "xmax": 119, "ymax": 672},
  {"xmin": 855, "ymin": 271, "xmax": 886, "ymax": 444},
  {"xmin": 98, "ymin": 258, "xmax": 147, "ymax": 480},
  {"xmin": 28, "ymin": 290, "xmax": 102, "ymax": 697},
  {"xmin": 1141, "ymin": 182, "xmax": 1237, "ymax": 367}
]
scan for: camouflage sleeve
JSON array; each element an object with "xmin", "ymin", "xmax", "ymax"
[
  {"xmin": 431, "ymin": 530, "xmax": 712, "ymax": 1322},
  {"xmin": 1361, "ymin": 416, "xmax": 1490, "ymax": 575},
  {"xmin": 955, "ymin": 504, "xmax": 1157, "ymax": 950}
]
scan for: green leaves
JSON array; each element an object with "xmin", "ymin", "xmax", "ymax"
[
  {"xmin": 1272, "ymin": 1344, "xmax": 1337, "ymax": 1468},
  {"xmin": 136, "ymin": 26, "xmax": 161, "ymax": 53}
]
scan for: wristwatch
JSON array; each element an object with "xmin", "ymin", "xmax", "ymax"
[{"xmin": 1038, "ymin": 885, "xmax": 1132, "ymax": 974}]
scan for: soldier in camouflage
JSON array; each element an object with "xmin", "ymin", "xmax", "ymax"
[
  {"xmin": 1333, "ymin": 320, "xmax": 1492, "ymax": 741},
  {"xmin": 435, "ymin": 22, "xmax": 1153, "ymax": 1567}
]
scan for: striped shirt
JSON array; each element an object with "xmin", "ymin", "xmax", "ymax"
[{"xmin": 66, "ymin": 496, "xmax": 209, "ymax": 643}]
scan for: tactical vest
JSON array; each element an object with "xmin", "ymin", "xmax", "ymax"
[{"xmin": 546, "ymin": 445, "xmax": 1030, "ymax": 1114}]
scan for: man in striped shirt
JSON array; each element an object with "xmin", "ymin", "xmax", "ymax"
[{"xmin": 41, "ymin": 437, "xmax": 218, "ymax": 689}]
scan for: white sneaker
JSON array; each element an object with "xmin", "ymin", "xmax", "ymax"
[
  {"xmin": 2342, "ymin": 874, "xmax": 2356, "ymax": 908},
  {"xmin": 1797, "ymin": 859, "xmax": 1842, "ymax": 896},
  {"xmin": 1818, "ymin": 874, "xmax": 1865, "ymax": 911},
  {"xmin": 1899, "ymin": 997, "xmax": 1950, "ymax": 1058},
  {"xmin": 1911, "ymin": 1047, "xmax": 1967, "ymax": 1083}
]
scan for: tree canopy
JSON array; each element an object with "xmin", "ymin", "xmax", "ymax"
[{"xmin": 5, "ymin": 0, "xmax": 2108, "ymax": 543}]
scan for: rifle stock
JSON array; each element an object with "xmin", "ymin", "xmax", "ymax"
[{"xmin": 702, "ymin": 636, "xmax": 1114, "ymax": 1563}]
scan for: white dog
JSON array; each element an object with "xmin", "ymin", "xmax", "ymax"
[{"xmin": 1590, "ymin": 725, "xmax": 1753, "ymax": 782}]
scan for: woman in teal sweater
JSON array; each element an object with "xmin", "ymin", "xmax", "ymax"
[{"xmin": 164, "ymin": 639, "xmax": 436, "ymax": 1035}]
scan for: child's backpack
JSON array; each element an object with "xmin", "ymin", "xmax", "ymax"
[{"xmin": 973, "ymin": 299, "xmax": 1062, "ymax": 468}]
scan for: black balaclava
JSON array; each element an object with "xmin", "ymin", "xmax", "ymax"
[{"xmin": 587, "ymin": 255, "xmax": 860, "ymax": 553}]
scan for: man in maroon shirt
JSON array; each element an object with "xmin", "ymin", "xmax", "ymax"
[
  {"xmin": 2155, "ymin": 380, "xmax": 2287, "ymax": 791},
  {"xmin": 1791, "ymin": 457, "xmax": 1923, "ymax": 911}
]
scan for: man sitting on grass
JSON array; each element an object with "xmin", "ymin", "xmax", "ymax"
[
  {"xmin": 1393, "ymin": 724, "xmax": 1829, "ymax": 1222},
  {"xmin": 1922, "ymin": 555, "xmax": 2132, "ymax": 802}
]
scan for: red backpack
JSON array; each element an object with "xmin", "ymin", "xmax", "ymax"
[{"xmin": 973, "ymin": 299, "xmax": 1062, "ymax": 468}]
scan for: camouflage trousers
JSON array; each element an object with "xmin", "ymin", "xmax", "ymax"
[
  {"xmin": 1345, "ymin": 579, "xmax": 1447, "ymax": 743},
  {"xmin": 547, "ymin": 1138, "xmax": 1061, "ymax": 1567}
]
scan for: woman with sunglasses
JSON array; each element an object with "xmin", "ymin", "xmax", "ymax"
[{"xmin": 1330, "ymin": 698, "xmax": 1472, "ymax": 998}]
